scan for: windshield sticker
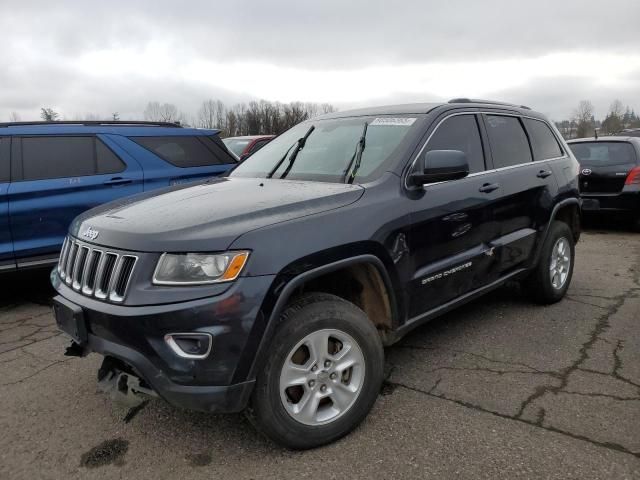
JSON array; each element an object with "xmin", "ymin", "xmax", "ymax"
[{"xmin": 370, "ymin": 117, "xmax": 416, "ymax": 126}]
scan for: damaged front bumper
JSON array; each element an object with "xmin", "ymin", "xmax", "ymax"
[{"xmin": 64, "ymin": 334, "xmax": 255, "ymax": 413}]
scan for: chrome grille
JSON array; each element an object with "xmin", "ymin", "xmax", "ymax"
[{"xmin": 57, "ymin": 236, "xmax": 137, "ymax": 303}]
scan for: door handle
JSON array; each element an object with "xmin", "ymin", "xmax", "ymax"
[
  {"xmin": 478, "ymin": 182, "xmax": 500, "ymax": 193},
  {"xmin": 104, "ymin": 177, "xmax": 132, "ymax": 186},
  {"xmin": 536, "ymin": 169, "xmax": 552, "ymax": 179}
]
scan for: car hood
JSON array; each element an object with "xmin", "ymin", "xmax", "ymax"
[{"xmin": 71, "ymin": 177, "xmax": 364, "ymax": 252}]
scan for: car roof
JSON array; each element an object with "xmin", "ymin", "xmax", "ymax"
[
  {"xmin": 0, "ymin": 121, "xmax": 219, "ymax": 137},
  {"xmin": 223, "ymin": 135, "xmax": 275, "ymax": 140},
  {"xmin": 567, "ymin": 136, "xmax": 640, "ymax": 144},
  {"xmin": 315, "ymin": 99, "xmax": 542, "ymax": 120}
]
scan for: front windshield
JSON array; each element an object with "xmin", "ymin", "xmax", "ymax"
[{"xmin": 230, "ymin": 116, "xmax": 420, "ymax": 183}]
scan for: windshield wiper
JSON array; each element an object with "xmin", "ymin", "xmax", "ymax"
[
  {"xmin": 266, "ymin": 125, "xmax": 315, "ymax": 179},
  {"xmin": 280, "ymin": 125, "xmax": 315, "ymax": 179},
  {"xmin": 341, "ymin": 121, "xmax": 368, "ymax": 184}
]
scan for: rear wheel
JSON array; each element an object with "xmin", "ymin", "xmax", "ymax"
[
  {"xmin": 524, "ymin": 221, "xmax": 575, "ymax": 304},
  {"xmin": 247, "ymin": 293, "xmax": 384, "ymax": 449}
]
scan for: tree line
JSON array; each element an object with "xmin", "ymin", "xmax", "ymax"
[
  {"xmin": 160, "ymin": 99, "xmax": 336, "ymax": 136},
  {"xmin": 555, "ymin": 99, "xmax": 640, "ymax": 139},
  {"xmin": 10, "ymin": 98, "xmax": 640, "ymax": 140},
  {"xmin": 17, "ymin": 100, "xmax": 337, "ymax": 138}
]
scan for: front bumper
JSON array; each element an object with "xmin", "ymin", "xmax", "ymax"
[{"xmin": 53, "ymin": 273, "xmax": 275, "ymax": 413}]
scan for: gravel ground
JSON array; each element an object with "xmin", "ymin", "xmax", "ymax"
[{"xmin": 0, "ymin": 227, "xmax": 638, "ymax": 479}]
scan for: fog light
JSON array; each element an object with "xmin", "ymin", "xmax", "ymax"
[{"xmin": 164, "ymin": 333, "xmax": 212, "ymax": 359}]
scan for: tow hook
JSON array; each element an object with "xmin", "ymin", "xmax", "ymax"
[{"xmin": 97, "ymin": 358, "xmax": 158, "ymax": 408}]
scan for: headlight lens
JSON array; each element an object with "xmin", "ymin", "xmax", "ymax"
[{"xmin": 153, "ymin": 251, "xmax": 250, "ymax": 285}]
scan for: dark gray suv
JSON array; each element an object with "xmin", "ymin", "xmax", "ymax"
[{"xmin": 53, "ymin": 99, "xmax": 581, "ymax": 449}]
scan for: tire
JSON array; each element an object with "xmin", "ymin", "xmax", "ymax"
[
  {"xmin": 247, "ymin": 292, "xmax": 384, "ymax": 449},
  {"xmin": 524, "ymin": 221, "xmax": 575, "ymax": 304}
]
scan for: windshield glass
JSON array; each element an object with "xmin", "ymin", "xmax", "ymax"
[
  {"xmin": 230, "ymin": 116, "xmax": 419, "ymax": 183},
  {"xmin": 570, "ymin": 141, "xmax": 637, "ymax": 166},
  {"xmin": 223, "ymin": 138, "xmax": 251, "ymax": 156}
]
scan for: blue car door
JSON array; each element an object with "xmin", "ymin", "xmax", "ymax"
[
  {"xmin": 0, "ymin": 137, "xmax": 13, "ymax": 271},
  {"xmin": 8, "ymin": 135, "xmax": 143, "ymax": 264}
]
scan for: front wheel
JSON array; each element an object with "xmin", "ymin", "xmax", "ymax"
[
  {"xmin": 524, "ymin": 221, "xmax": 575, "ymax": 304},
  {"xmin": 247, "ymin": 293, "xmax": 384, "ymax": 449}
]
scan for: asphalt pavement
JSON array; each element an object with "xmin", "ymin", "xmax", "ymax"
[{"xmin": 0, "ymin": 227, "xmax": 638, "ymax": 479}]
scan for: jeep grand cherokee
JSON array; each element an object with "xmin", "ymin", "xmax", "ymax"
[{"xmin": 52, "ymin": 99, "xmax": 581, "ymax": 449}]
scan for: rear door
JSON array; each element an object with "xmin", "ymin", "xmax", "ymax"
[
  {"xmin": 569, "ymin": 141, "xmax": 638, "ymax": 197},
  {"xmin": 8, "ymin": 135, "xmax": 143, "ymax": 263},
  {"xmin": 406, "ymin": 113, "xmax": 503, "ymax": 317},
  {"xmin": 482, "ymin": 114, "xmax": 560, "ymax": 274},
  {"xmin": 0, "ymin": 137, "xmax": 14, "ymax": 271},
  {"xmin": 125, "ymin": 134, "xmax": 237, "ymax": 189}
]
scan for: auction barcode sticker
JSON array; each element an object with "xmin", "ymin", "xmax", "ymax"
[{"xmin": 370, "ymin": 117, "xmax": 417, "ymax": 126}]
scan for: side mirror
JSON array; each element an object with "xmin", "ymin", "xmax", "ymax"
[{"xmin": 409, "ymin": 150, "xmax": 469, "ymax": 186}]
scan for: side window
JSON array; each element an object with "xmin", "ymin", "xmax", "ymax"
[
  {"xmin": 0, "ymin": 137, "xmax": 9, "ymax": 183},
  {"xmin": 484, "ymin": 115, "xmax": 532, "ymax": 168},
  {"xmin": 523, "ymin": 118, "xmax": 563, "ymax": 160},
  {"xmin": 131, "ymin": 136, "xmax": 229, "ymax": 167},
  {"xmin": 425, "ymin": 115, "xmax": 485, "ymax": 173},
  {"xmin": 96, "ymin": 139, "xmax": 126, "ymax": 174},
  {"xmin": 22, "ymin": 136, "xmax": 95, "ymax": 180},
  {"xmin": 19, "ymin": 136, "xmax": 125, "ymax": 181}
]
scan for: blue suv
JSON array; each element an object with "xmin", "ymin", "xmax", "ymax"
[{"xmin": 0, "ymin": 121, "xmax": 237, "ymax": 272}]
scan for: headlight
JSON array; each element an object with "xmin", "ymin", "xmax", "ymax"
[{"xmin": 153, "ymin": 251, "xmax": 250, "ymax": 285}]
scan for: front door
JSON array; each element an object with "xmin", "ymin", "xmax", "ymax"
[
  {"xmin": 8, "ymin": 135, "xmax": 143, "ymax": 263},
  {"xmin": 406, "ymin": 113, "xmax": 502, "ymax": 318}
]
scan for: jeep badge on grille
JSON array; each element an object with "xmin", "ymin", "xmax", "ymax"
[{"xmin": 82, "ymin": 226, "xmax": 99, "ymax": 240}]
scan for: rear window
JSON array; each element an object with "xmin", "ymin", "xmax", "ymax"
[
  {"xmin": 485, "ymin": 115, "xmax": 533, "ymax": 168},
  {"xmin": 223, "ymin": 138, "xmax": 252, "ymax": 156},
  {"xmin": 569, "ymin": 142, "xmax": 637, "ymax": 166},
  {"xmin": 0, "ymin": 137, "xmax": 9, "ymax": 182},
  {"xmin": 20, "ymin": 136, "xmax": 125, "ymax": 181},
  {"xmin": 133, "ymin": 135, "xmax": 234, "ymax": 167},
  {"xmin": 523, "ymin": 118, "xmax": 563, "ymax": 160}
]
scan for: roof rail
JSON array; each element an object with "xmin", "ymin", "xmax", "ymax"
[
  {"xmin": 447, "ymin": 98, "xmax": 531, "ymax": 110},
  {"xmin": 0, "ymin": 120, "xmax": 183, "ymax": 128}
]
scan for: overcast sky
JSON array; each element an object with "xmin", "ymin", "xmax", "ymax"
[{"xmin": 2, "ymin": 0, "xmax": 639, "ymax": 122}]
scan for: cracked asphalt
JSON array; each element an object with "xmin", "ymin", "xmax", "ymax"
[{"xmin": 0, "ymin": 228, "xmax": 639, "ymax": 479}]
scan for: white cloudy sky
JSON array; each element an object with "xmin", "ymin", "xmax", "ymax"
[{"xmin": 1, "ymin": 0, "xmax": 639, "ymax": 122}]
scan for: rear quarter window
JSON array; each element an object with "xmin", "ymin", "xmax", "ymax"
[
  {"xmin": 523, "ymin": 118, "xmax": 563, "ymax": 160},
  {"xmin": 132, "ymin": 135, "xmax": 234, "ymax": 167}
]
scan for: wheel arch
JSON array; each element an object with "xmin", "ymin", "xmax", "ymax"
[
  {"xmin": 242, "ymin": 252, "xmax": 400, "ymax": 383},
  {"xmin": 532, "ymin": 197, "xmax": 581, "ymax": 266}
]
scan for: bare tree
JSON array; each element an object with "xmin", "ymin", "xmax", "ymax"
[
  {"xmin": 40, "ymin": 107, "xmax": 59, "ymax": 121},
  {"xmin": 321, "ymin": 103, "xmax": 337, "ymax": 114},
  {"xmin": 197, "ymin": 100, "xmax": 217, "ymax": 129},
  {"xmin": 9, "ymin": 111, "xmax": 21, "ymax": 122},
  {"xmin": 572, "ymin": 100, "xmax": 594, "ymax": 138},
  {"xmin": 144, "ymin": 102, "xmax": 181, "ymax": 123}
]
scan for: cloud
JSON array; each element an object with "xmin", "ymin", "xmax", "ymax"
[{"xmin": 1, "ymin": 0, "xmax": 639, "ymax": 120}]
